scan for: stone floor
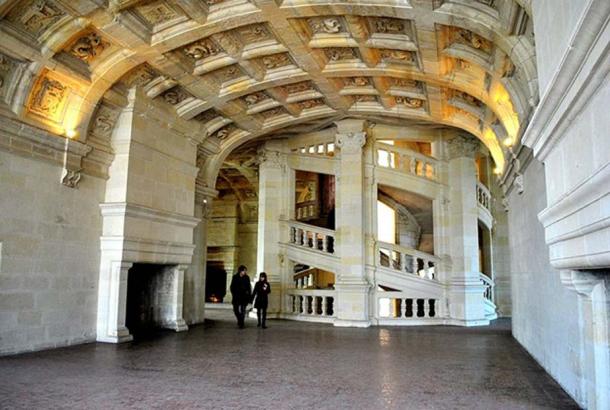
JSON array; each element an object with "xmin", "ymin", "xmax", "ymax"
[{"xmin": 0, "ymin": 314, "xmax": 579, "ymax": 410}]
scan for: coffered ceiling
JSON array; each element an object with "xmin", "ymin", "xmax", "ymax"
[{"xmin": 0, "ymin": 0, "xmax": 537, "ymax": 172}]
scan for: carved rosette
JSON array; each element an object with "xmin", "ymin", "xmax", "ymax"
[
  {"xmin": 446, "ymin": 135, "xmax": 480, "ymax": 159},
  {"xmin": 335, "ymin": 132, "xmax": 366, "ymax": 155}
]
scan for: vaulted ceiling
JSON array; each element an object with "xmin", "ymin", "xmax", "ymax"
[{"xmin": 0, "ymin": 0, "xmax": 537, "ymax": 173}]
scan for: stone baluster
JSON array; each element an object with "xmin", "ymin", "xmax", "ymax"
[
  {"xmin": 322, "ymin": 297, "xmax": 328, "ymax": 316},
  {"xmin": 322, "ymin": 235, "xmax": 328, "ymax": 252}
]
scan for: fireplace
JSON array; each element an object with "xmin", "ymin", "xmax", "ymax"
[{"xmin": 125, "ymin": 263, "xmax": 188, "ymax": 337}]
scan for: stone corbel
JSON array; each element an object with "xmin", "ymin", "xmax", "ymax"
[{"xmin": 61, "ymin": 138, "xmax": 92, "ymax": 188}]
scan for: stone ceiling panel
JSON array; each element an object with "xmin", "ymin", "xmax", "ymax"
[{"xmin": 0, "ymin": 0, "xmax": 539, "ymax": 173}]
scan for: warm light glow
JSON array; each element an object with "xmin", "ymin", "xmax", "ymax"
[
  {"xmin": 65, "ymin": 129, "xmax": 77, "ymax": 139},
  {"xmin": 493, "ymin": 167, "xmax": 503, "ymax": 175},
  {"xmin": 503, "ymin": 137, "xmax": 514, "ymax": 147}
]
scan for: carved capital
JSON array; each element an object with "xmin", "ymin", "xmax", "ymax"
[
  {"xmin": 257, "ymin": 148, "xmax": 284, "ymax": 169},
  {"xmin": 335, "ymin": 132, "xmax": 366, "ymax": 154},
  {"xmin": 446, "ymin": 135, "xmax": 479, "ymax": 159}
]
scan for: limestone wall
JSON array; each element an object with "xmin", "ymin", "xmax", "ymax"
[
  {"xmin": 532, "ymin": 0, "xmax": 588, "ymax": 96},
  {"xmin": 0, "ymin": 151, "xmax": 104, "ymax": 355},
  {"xmin": 508, "ymin": 159, "xmax": 583, "ymax": 405}
]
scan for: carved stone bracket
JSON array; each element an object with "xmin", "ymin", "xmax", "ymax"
[
  {"xmin": 446, "ymin": 135, "xmax": 480, "ymax": 159},
  {"xmin": 335, "ymin": 132, "xmax": 366, "ymax": 155},
  {"xmin": 195, "ymin": 184, "xmax": 218, "ymax": 219},
  {"xmin": 61, "ymin": 138, "xmax": 92, "ymax": 188}
]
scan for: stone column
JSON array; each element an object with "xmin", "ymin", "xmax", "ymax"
[
  {"xmin": 97, "ymin": 261, "xmax": 133, "ymax": 343},
  {"xmin": 446, "ymin": 135, "xmax": 487, "ymax": 325},
  {"xmin": 155, "ymin": 265, "xmax": 189, "ymax": 332},
  {"xmin": 333, "ymin": 119, "xmax": 371, "ymax": 327},
  {"xmin": 256, "ymin": 141, "xmax": 287, "ymax": 316},
  {"xmin": 183, "ymin": 186, "xmax": 217, "ymax": 325}
]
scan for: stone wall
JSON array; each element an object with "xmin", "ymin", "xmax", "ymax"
[
  {"xmin": 0, "ymin": 151, "xmax": 104, "ymax": 355},
  {"xmin": 508, "ymin": 158, "xmax": 583, "ymax": 405}
]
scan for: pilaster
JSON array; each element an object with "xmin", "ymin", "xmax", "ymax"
[
  {"xmin": 256, "ymin": 141, "xmax": 287, "ymax": 315},
  {"xmin": 333, "ymin": 119, "xmax": 371, "ymax": 327},
  {"xmin": 446, "ymin": 135, "xmax": 488, "ymax": 325}
]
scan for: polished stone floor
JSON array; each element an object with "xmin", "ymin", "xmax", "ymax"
[{"xmin": 0, "ymin": 315, "xmax": 578, "ymax": 410}]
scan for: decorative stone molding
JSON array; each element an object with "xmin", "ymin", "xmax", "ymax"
[
  {"xmin": 446, "ymin": 135, "xmax": 479, "ymax": 159},
  {"xmin": 522, "ymin": 0, "xmax": 609, "ymax": 160},
  {"xmin": 335, "ymin": 132, "xmax": 366, "ymax": 154},
  {"xmin": 100, "ymin": 203, "xmax": 200, "ymax": 229},
  {"xmin": 538, "ymin": 163, "xmax": 610, "ymax": 270}
]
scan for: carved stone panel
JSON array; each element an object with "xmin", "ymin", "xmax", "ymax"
[
  {"xmin": 261, "ymin": 54, "xmax": 292, "ymax": 70},
  {"xmin": 28, "ymin": 74, "xmax": 68, "ymax": 121},
  {"xmin": 121, "ymin": 64, "xmax": 158, "ymax": 88},
  {"xmin": 308, "ymin": 17, "xmax": 344, "ymax": 34},
  {"xmin": 396, "ymin": 96, "xmax": 424, "ymax": 108},
  {"xmin": 325, "ymin": 48, "xmax": 357, "ymax": 62},
  {"xmin": 161, "ymin": 86, "xmax": 191, "ymax": 105},
  {"xmin": 90, "ymin": 103, "xmax": 120, "ymax": 140},
  {"xmin": 6, "ymin": 0, "xmax": 66, "ymax": 37},
  {"xmin": 135, "ymin": 2, "xmax": 181, "ymax": 26},
  {"xmin": 243, "ymin": 92, "xmax": 269, "ymax": 106},
  {"xmin": 182, "ymin": 38, "xmax": 222, "ymax": 61}
]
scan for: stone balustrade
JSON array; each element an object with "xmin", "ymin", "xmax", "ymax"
[
  {"xmin": 290, "ymin": 141, "xmax": 336, "ymax": 157},
  {"xmin": 476, "ymin": 181, "xmax": 491, "ymax": 211},
  {"xmin": 376, "ymin": 241, "xmax": 439, "ymax": 281},
  {"xmin": 376, "ymin": 294, "xmax": 440, "ymax": 319},
  {"xmin": 479, "ymin": 272, "xmax": 495, "ymax": 304},
  {"xmin": 375, "ymin": 142, "xmax": 438, "ymax": 181},
  {"xmin": 286, "ymin": 289, "xmax": 336, "ymax": 318},
  {"xmin": 288, "ymin": 220, "xmax": 336, "ymax": 255}
]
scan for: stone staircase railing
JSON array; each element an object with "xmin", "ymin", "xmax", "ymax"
[
  {"xmin": 376, "ymin": 241, "xmax": 440, "ymax": 281},
  {"xmin": 286, "ymin": 288, "xmax": 336, "ymax": 318},
  {"xmin": 476, "ymin": 181, "xmax": 492, "ymax": 212},
  {"xmin": 375, "ymin": 142, "xmax": 439, "ymax": 182},
  {"xmin": 288, "ymin": 220, "xmax": 336, "ymax": 255}
]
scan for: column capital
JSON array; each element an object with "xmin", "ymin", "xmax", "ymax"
[
  {"xmin": 256, "ymin": 148, "xmax": 285, "ymax": 169},
  {"xmin": 446, "ymin": 135, "xmax": 480, "ymax": 159},
  {"xmin": 335, "ymin": 132, "xmax": 366, "ymax": 154}
]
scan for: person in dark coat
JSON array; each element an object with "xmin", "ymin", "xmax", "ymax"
[
  {"xmin": 252, "ymin": 272, "xmax": 271, "ymax": 329},
  {"xmin": 230, "ymin": 265, "xmax": 252, "ymax": 328}
]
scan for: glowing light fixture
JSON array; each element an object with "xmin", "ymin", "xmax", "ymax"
[
  {"xmin": 65, "ymin": 129, "xmax": 77, "ymax": 139},
  {"xmin": 503, "ymin": 137, "xmax": 514, "ymax": 147}
]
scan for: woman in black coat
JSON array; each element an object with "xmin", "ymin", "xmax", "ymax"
[{"xmin": 252, "ymin": 272, "xmax": 271, "ymax": 328}]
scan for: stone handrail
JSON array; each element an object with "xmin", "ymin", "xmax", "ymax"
[
  {"xmin": 476, "ymin": 181, "xmax": 492, "ymax": 211},
  {"xmin": 376, "ymin": 241, "xmax": 440, "ymax": 281},
  {"xmin": 479, "ymin": 272, "xmax": 495, "ymax": 304},
  {"xmin": 375, "ymin": 142, "xmax": 439, "ymax": 181},
  {"xmin": 286, "ymin": 288, "xmax": 336, "ymax": 317},
  {"xmin": 288, "ymin": 220, "xmax": 336, "ymax": 255}
]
